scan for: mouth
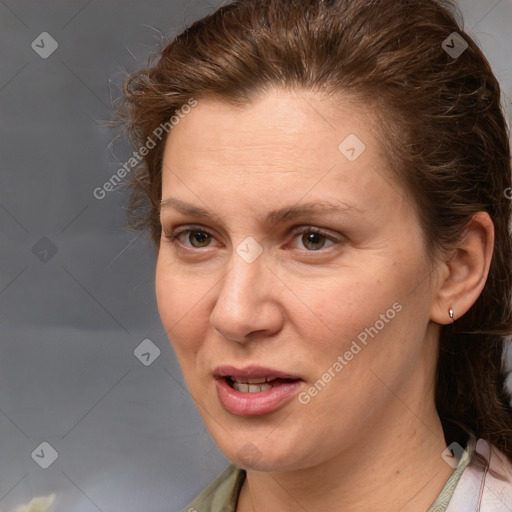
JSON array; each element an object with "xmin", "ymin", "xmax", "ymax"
[
  {"xmin": 224, "ymin": 376, "xmax": 300, "ymax": 393},
  {"xmin": 213, "ymin": 365, "xmax": 303, "ymax": 416}
]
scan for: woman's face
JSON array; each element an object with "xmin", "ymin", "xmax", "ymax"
[{"xmin": 156, "ymin": 89, "xmax": 443, "ymax": 472}]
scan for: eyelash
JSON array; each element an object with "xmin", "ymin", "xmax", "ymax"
[{"xmin": 163, "ymin": 225, "xmax": 342, "ymax": 252}]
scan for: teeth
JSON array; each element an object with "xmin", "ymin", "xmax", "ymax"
[
  {"xmin": 232, "ymin": 381, "xmax": 273, "ymax": 393},
  {"xmin": 233, "ymin": 377, "xmax": 272, "ymax": 384},
  {"xmin": 225, "ymin": 376, "xmax": 297, "ymax": 393}
]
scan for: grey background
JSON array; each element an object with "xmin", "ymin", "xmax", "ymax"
[{"xmin": 0, "ymin": 1, "xmax": 511, "ymax": 511}]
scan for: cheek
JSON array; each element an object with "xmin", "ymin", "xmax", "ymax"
[
  {"xmin": 155, "ymin": 258, "xmax": 213, "ymax": 358},
  {"xmin": 289, "ymin": 269, "xmax": 399, "ymax": 352},
  {"xmin": 298, "ymin": 269, "xmax": 430, "ymax": 410},
  {"xmin": 290, "ymin": 261, "xmax": 425, "ymax": 401}
]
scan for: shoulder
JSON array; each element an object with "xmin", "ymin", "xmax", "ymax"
[
  {"xmin": 446, "ymin": 439, "xmax": 512, "ymax": 512},
  {"xmin": 182, "ymin": 464, "xmax": 246, "ymax": 512}
]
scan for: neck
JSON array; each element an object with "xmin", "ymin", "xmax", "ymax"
[{"xmin": 237, "ymin": 396, "xmax": 453, "ymax": 512}]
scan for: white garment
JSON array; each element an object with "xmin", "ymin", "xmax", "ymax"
[{"xmin": 446, "ymin": 439, "xmax": 512, "ymax": 512}]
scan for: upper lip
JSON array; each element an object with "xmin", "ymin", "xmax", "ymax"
[{"xmin": 214, "ymin": 365, "xmax": 302, "ymax": 381}]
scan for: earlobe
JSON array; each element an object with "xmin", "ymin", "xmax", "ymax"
[{"xmin": 430, "ymin": 212, "xmax": 494, "ymax": 325}]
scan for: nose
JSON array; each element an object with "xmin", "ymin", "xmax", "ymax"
[{"xmin": 209, "ymin": 251, "xmax": 284, "ymax": 344}]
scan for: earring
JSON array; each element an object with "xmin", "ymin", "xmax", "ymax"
[{"xmin": 448, "ymin": 307, "xmax": 454, "ymax": 320}]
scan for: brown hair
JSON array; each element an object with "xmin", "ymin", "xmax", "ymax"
[{"xmin": 118, "ymin": 0, "xmax": 512, "ymax": 461}]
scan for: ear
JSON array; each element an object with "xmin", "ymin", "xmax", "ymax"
[{"xmin": 430, "ymin": 212, "xmax": 494, "ymax": 325}]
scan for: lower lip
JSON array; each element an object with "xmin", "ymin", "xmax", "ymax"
[{"xmin": 215, "ymin": 378, "xmax": 302, "ymax": 416}]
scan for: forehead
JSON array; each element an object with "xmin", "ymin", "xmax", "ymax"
[
  {"xmin": 166, "ymin": 90, "xmax": 381, "ymax": 167},
  {"xmin": 164, "ymin": 89, "xmax": 375, "ymax": 160},
  {"xmin": 160, "ymin": 89, "xmax": 402, "ymax": 218}
]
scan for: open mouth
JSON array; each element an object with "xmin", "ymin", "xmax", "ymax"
[
  {"xmin": 225, "ymin": 376, "xmax": 299, "ymax": 393},
  {"xmin": 215, "ymin": 368, "xmax": 303, "ymax": 415}
]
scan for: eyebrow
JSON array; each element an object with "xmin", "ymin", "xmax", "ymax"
[{"xmin": 160, "ymin": 197, "xmax": 361, "ymax": 226}]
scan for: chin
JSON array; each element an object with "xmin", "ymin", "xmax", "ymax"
[{"xmin": 214, "ymin": 431, "xmax": 311, "ymax": 472}]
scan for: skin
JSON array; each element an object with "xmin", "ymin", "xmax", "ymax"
[{"xmin": 155, "ymin": 89, "xmax": 494, "ymax": 511}]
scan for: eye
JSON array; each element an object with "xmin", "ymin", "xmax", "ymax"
[
  {"xmin": 165, "ymin": 227, "xmax": 217, "ymax": 249},
  {"xmin": 163, "ymin": 225, "xmax": 342, "ymax": 252},
  {"xmin": 290, "ymin": 228, "xmax": 338, "ymax": 251}
]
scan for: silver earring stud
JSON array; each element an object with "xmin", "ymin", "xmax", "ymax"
[{"xmin": 448, "ymin": 307, "xmax": 454, "ymax": 320}]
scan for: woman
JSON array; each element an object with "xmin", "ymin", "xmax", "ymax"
[{"xmin": 118, "ymin": 0, "xmax": 512, "ymax": 510}]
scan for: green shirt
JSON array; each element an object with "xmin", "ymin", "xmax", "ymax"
[{"xmin": 183, "ymin": 436, "xmax": 476, "ymax": 512}]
